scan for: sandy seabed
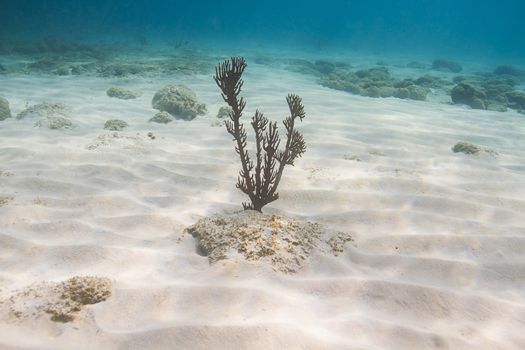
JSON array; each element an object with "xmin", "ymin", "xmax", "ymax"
[{"xmin": 1, "ymin": 59, "xmax": 525, "ymax": 349}]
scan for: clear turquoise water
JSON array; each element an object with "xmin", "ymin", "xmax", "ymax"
[{"xmin": 1, "ymin": 0, "xmax": 524, "ymax": 62}]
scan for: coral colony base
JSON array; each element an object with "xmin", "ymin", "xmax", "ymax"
[{"xmin": 0, "ymin": 41, "xmax": 525, "ymax": 349}]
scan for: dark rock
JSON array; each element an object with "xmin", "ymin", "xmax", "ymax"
[
  {"xmin": 452, "ymin": 141, "xmax": 497, "ymax": 155},
  {"xmin": 451, "ymin": 83, "xmax": 487, "ymax": 110},
  {"xmin": 452, "ymin": 142, "xmax": 480, "ymax": 154},
  {"xmin": 432, "ymin": 59, "xmax": 462, "ymax": 73}
]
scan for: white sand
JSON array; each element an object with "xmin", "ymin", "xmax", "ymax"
[{"xmin": 1, "ymin": 62, "xmax": 525, "ymax": 349}]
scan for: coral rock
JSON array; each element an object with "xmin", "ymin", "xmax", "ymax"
[
  {"xmin": 152, "ymin": 84, "xmax": 206, "ymax": 120},
  {"xmin": 16, "ymin": 102, "xmax": 71, "ymax": 120},
  {"xmin": 0, "ymin": 97, "xmax": 12, "ymax": 121},
  {"xmin": 1, "ymin": 276, "xmax": 112, "ymax": 323},
  {"xmin": 106, "ymin": 87, "xmax": 140, "ymax": 100},
  {"xmin": 451, "ymin": 83, "xmax": 487, "ymax": 110},
  {"xmin": 216, "ymin": 106, "xmax": 232, "ymax": 118},
  {"xmin": 452, "ymin": 141, "xmax": 481, "ymax": 154},
  {"xmin": 34, "ymin": 116, "xmax": 73, "ymax": 129},
  {"xmin": 149, "ymin": 111, "xmax": 175, "ymax": 124},
  {"xmin": 104, "ymin": 119, "xmax": 129, "ymax": 131},
  {"xmin": 452, "ymin": 141, "xmax": 497, "ymax": 155}
]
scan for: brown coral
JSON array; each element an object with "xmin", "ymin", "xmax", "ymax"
[{"xmin": 214, "ymin": 57, "xmax": 307, "ymax": 212}]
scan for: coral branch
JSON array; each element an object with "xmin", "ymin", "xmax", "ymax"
[{"xmin": 214, "ymin": 57, "xmax": 306, "ymax": 212}]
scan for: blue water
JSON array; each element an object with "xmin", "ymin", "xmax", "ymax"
[{"xmin": 1, "ymin": 0, "xmax": 524, "ymax": 62}]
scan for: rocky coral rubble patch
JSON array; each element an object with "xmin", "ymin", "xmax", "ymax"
[
  {"xmin": 1, "ymin": 276, "xmax": 112, "ymax": 323},
  {"xmin": 34, "ymin": 116, "xmax": 73, "ymax": 130},
  {"xmin": 186, "ymin": 210, "xmax": 354, "ymax": 273},
  {"xmin": 16, "ymin": 102, "xmax": 71, "ymax": 120},
  {"xmin": 285, "ymin": 58, "xmax": 351, "ymax": 76},
  {"xmin": 1, "ymin": 40, "xmax": 214, "ymax": 77},
  {"xmin": 451, "ymin": 73, "xmax": 524, "ymax": 112},
  {"xmin": 16, "ymin": 102, "xmax": 74, "ymax": 129},
  {"xmin": 318, "ymin": 67, "xmax": 437, "ymax": 101}
]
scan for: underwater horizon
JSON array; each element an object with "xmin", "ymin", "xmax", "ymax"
[{"xmin": 1, "ymin": 0, "xmax": 525, "ymax": 62}]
